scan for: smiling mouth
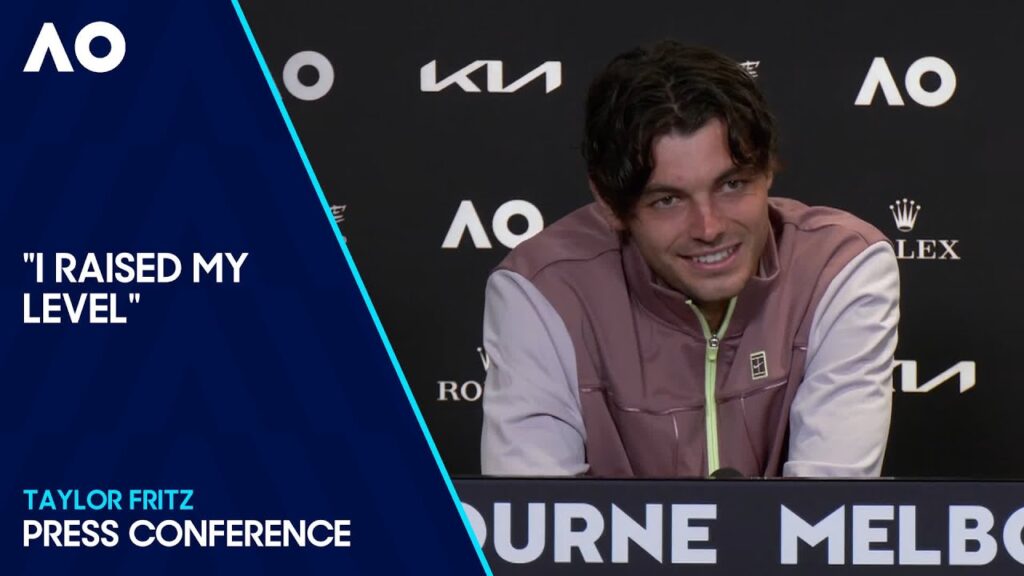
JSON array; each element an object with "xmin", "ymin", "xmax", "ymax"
[{"xmin": 686, "ymin": 245, "xmax": 739, "ymax": 266}]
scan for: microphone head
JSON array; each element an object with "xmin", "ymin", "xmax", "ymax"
[{"xmin": 709, "ymin": 467, "xmax": 745, "ymax": 479}]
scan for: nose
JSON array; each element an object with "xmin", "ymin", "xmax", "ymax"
[{"xmin": 689, "ymin": 197, "xmax": 725, "ymax": 244}]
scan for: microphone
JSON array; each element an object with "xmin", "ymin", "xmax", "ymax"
[{"xmin": 709, "ymin": 467, "xmax": 745, "ymax": 479}]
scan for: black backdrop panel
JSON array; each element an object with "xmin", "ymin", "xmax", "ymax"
[{"xmin": 241, "ymin": 0, "xmax": 1024, "ymax": 477}]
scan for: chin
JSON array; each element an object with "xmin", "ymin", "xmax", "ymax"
[{"xmin": 685, "ymin": 278, "xmax": 745, "ymax": 305}]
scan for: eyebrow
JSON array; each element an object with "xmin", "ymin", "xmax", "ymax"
[{"xmin": 642, "ymin": 165, "xmax": 752, "ymax": 196}]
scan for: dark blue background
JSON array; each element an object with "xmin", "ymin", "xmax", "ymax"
[{"xmin": 0, "ymin": 1, "xmax": 484, "ymax": 573}]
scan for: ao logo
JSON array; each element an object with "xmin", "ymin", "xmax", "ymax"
[
  {"xmin": 442, "ymin": 200, "xmax": 544, "ymax": 249},
  {"xmin": 282, "ymin": 51, "xmax": 334, "ymax": 101},
  {"xmin": 24, "ymin": 22, "xmax": 125, "ymax": 73},
  {"xmin": 855, "ymin": 57, "xmax": 956, "ymax": 107}
]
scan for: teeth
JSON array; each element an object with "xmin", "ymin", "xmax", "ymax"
[{"xmin": 693, "ymin": 247, "xmax": 734, "ymax": 264}]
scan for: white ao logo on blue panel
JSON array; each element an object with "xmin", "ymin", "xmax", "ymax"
[{"xmin": 24, "ymin": 22, "xmax": 125, "ymax": 73}]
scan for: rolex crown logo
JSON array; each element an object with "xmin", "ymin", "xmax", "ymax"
[
  {"xmin": 889, "ymin": 198, "xmax": 921, "ymax": 232},
  {"xmin": 331, "ymin": 204, "xmax": 347, "ymax": 224}
]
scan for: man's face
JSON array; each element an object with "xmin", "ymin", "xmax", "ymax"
[{"xmin": 609, "ymin": 118, "xmax": 772, "ymax": 311}]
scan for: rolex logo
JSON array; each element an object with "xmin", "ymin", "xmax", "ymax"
[
  {"xmin": 889, "ymin": 198, "xmax": 921, "ymax": 232},
  {"xmin": 887, "ymin": 198, "xmax": 961, "ymax": 261},
  {"xmin": 331, "ymin": 204, "xmax": 347, "ymax": 224}
]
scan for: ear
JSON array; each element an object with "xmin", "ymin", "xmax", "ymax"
[
  {"xmin": 764, "ymin": 170, "xmax": 774, "ymax": 191},
  {"xmin": 589, "ymin": 179, "xmax": 626, "ymax": 232}
]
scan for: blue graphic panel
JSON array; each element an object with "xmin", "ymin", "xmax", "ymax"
[{"xmin": 0, "ymin": 1, "xmax": 486, "ymax": 574}]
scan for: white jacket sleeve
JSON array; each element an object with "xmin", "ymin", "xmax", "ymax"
[
  {"xmin": 480, "ymin": 269, "xmax": 588, "ymax": 476},
  {"xmin": 784, "ymin": 242, "xmax": 900, "ymax": 477}
]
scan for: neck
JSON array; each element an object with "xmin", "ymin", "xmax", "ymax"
[{"xmin": 697, "ymin": 300, "xmax": 728, "ymax": 334}]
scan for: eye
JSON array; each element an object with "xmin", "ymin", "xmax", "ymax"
[
  {"xmin": 722, "ymin": 179, "xmax": 748, "ymax": 193},
  {"xmin": 650, "ymin": 194, "xmax": 680, "ymax": 208}
]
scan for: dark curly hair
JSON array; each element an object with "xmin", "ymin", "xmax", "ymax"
[{"xmin": 582, "ymin": 41, "xmax": 779, "ymax": 219}]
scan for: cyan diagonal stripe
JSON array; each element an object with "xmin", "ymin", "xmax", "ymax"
[{"xmin": 230, "ymin": 2, "xmax": 492, "ymax": 573}]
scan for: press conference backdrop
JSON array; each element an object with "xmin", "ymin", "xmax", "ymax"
[{"xmin": 241, "ymin": 0, "xmax": 1022, "ymax": 477}]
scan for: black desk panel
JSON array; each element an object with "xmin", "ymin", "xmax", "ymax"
[{"xmin": 455, "ymin": 478, "xmax": 1024, "ymax": 574}]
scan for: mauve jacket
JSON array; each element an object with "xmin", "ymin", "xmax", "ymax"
[{"xmin": 481, "ymin": 197, "xmax": 899, "ymax": 478}]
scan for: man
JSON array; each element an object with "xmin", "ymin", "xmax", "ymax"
[{"xmin": 480, "ymin": 41, "xmax": 899, "ymax": 478}]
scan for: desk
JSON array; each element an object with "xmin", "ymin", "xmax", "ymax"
[{"xmin": 455, "ymin": 478, "xmax": 1024, "ymax": 574}]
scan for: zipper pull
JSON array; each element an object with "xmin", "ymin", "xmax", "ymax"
[{"xmin": 709, "ymin": 335, "xmax": 719, "ymax": 348}]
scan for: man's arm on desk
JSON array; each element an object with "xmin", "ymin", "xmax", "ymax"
[
  {"xmin": 480, "ymin": 269, "xmax": 588, "ymax": 476},
  {"xmin": 785, "ymin": 242, "xmax": 900, "ymax": 477}
]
